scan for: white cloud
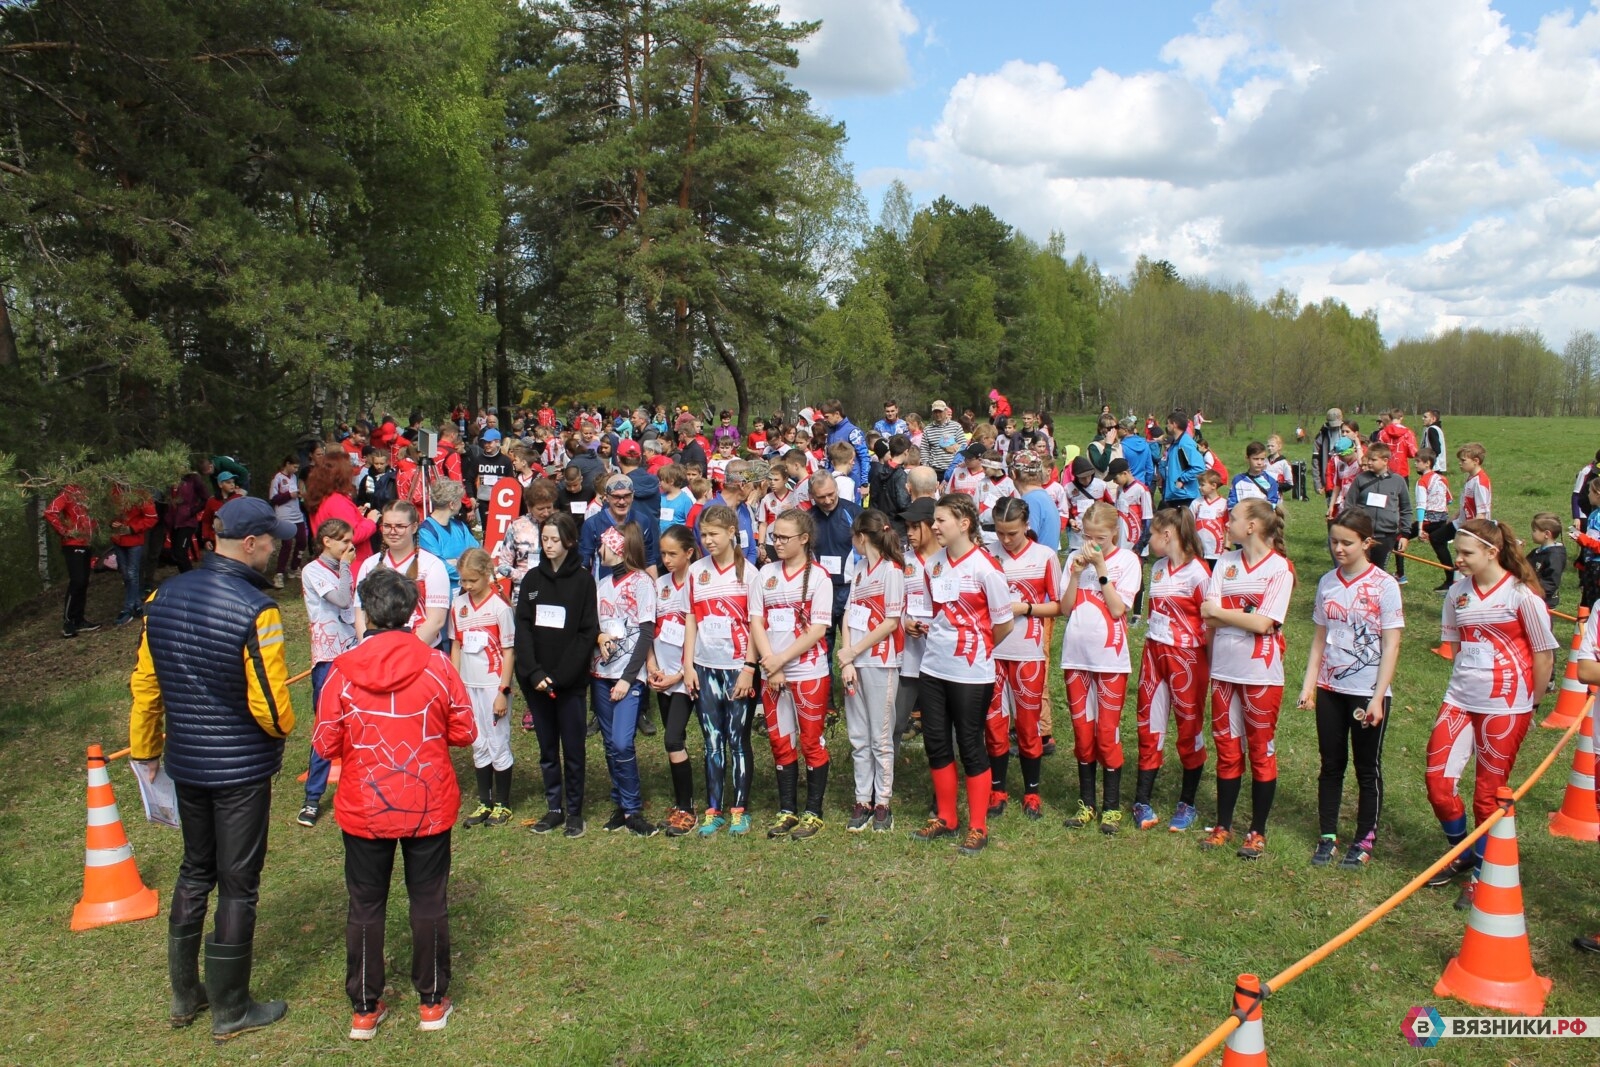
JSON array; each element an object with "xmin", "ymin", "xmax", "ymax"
[
  {"xmin": 779, "ymin": 0, "xmax": 919, "ymax": 99},
  {"xmin": 896, "ymin": 0, "xmax": 1600, "ymax": 342}
]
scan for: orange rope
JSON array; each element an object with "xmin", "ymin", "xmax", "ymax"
[
  {"xmin": 1396, "ymin": 551, "xmax": 1577, "ymax": 622},
  {"xmin": 1171, "ymin": 699, "xmax": 1591, "ymax": 1067},
  {"xmin": 103, "ymin": 667, "xmax": 315, "ymax": 762}
]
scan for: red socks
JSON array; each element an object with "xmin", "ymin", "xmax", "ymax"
[
  {"xmin": 931, "ymin": 764, "xmax": 959, "ymax": 829},
  {"xmin": 965, "ymin": 774, "xmax": 991, "ymax": 835}
]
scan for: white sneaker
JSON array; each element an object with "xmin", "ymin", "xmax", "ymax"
[{"xmin": 272, "ymin": 573, "xmax": 285, "ymax": 588}]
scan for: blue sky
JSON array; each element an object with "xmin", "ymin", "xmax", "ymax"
[{"xmin": 778, "ymin": 1, "xmax": 1600, "ymax": 343}]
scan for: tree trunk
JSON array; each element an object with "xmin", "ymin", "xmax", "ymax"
[
  {"xmin": 703, "ymin": 311, "xmax": 749, "ymax": 432},
  {"xmin": 0, "ymin": 283, "xmax": 18, "ymax": 368}
]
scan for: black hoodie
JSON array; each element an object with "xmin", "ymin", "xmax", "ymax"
[{"xmin": 514, "ymin": 550, "xmax": 600, "ymax": 693}]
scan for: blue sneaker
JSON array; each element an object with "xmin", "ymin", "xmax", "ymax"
[
  {"xmin": 728, "ymin": 808, "xmax": 751, "ymax": 836},
  {"xmin": 1132, "ymin": 802, "xmax": 1158, "ymax": 830},
  {"xmin": 1396, "ymin": 574, "xmax": 1408, "ymax": 586},
  {"xmin": 1168, "ymin": 802, "xmax": 1199, "ymax": 832},
  {"xmin": 697, "ymin": 809, "xmax": 726, "ymax": 837}
]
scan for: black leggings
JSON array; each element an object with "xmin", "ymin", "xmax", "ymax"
[
  {"xmin": 343, "ymin": 830, "xmax": 451, "ymax": 1011},
  {"xmin": 523, "ymin": 684, "xmax": 587, "ymax": 817},
  {"xmin": 918, "ymin": 675, "xmax": 993, "ymax": 777},
  {"xmin": 1428, "ymin": 521, "xmax": 1456, "ymax": 573},
  {"xmin": 658, "ymin": 691, "xmax": 694, "ymax": 753},
  {"xmin": 1314, "ymin": 689, "xmax": 1389, "ymax": 843}
]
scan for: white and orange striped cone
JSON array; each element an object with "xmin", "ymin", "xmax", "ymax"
[
  {"xmin": 1435, "ymin": 788, "xmax": 1552, "ymax": 1015},
  {"xmin": 1542, "ymin": 606, "xmax": 1592, "ymax": 729},
  {"xmin": 1220, "ymin": 973, "xmax": 1268, "ymax": 1065},
  {"xmin": 71, "ymin": 744, "xmax": 160, "ymax": 931},
  {"xmin": 1549, "ymin": 696, "xmax": 1599, "ymax": 840}
]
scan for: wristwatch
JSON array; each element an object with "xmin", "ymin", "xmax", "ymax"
[
  {"xmin": 500, "ymin": 685, "xmax": 512, "ymax": 695},
  {"xmin": 1098, "ymin": 575, "xmax": 1109, "ymax": 586}
]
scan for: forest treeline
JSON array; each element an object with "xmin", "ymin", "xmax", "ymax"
[{"xmin": 2, "ymin": 0, "xmax": 1594, "ymax": 472}]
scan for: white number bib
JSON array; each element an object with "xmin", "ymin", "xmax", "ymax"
[
  {"xmin": 847, "ymin": 603, "xmax": 872, "ymax": 633},
  {"xmin": 931, "ymin": 574, "xmax": 960, "ymax": 603},
  {"xmin": 820, "ymin": 555, "xmax": 843, "ymax": 576},
  {"xmin": 1457, "ymin": 641, "xmax": 1493, "ymax": 668},
  {"xmin": 657, "ymin": 618, "xmax": 686, "ymax": 646},
  {"xmin": 535, "ymin": 604, "xmax": 567, "ymax": 628},
  {"xmin": 766, "ymin": 606, "xmax": 796, "ymax": 633},
  {"xmin": 1145, "ymin": 612, "xmax": 1174, "ymax": 646},
  {"xmin": 699, "ymin": 615, "xmax": 732, "ymax": 643}
]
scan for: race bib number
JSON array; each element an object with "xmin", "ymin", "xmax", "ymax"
[
  {"xmin": 480, "ymin": 474, "xmax": 500, "ymax": 490},
  {"xmin": 1364, "ymin": 492, "xmax": 1388, "ymax": 508},
  {"xmin": 700, "ymin": 615, "xmax": 732, "ymax": 643},
  {"xmin": 1146, "ymin": 612, "xmax": 1174, "ymax": 646},
  {"xmin": 905, "ymin": 587, "xmax": 933, "ymax": 618},
  {"xmin": 569, "ymin": 501, "xmax": 587, "ymax": 515},
  {"xmin": 660, "ymin": 507, "xmax": 675, "ymax": 523},
  {"xmin": 657, "ymin": 618, "xmax": 686, "ymax": 646},
  {"xmin": 601, "ymin": 618, "xmax": 626, "ymax": 638},
  {"xmin": 535, "ymin": 604, "xmax": 566, "ymax": 628},
  {"xmin": 931, "ymin": 574, "xmax": 959, "ymax": 603},
  {"xmin": 1457, "ymin": 641, "xmax": 1493, "ymax": 668},
  {"xmin": 766, "ymin": 606, "xmax": 796, "ymax": 633},
  {"xmin": 739, "ymin": 530, "xmax": 750, "ymax": 548},
  {"xmin": 847, "ymin": 603, "xmax": 872, "ymax": 633},
  {"xmin": 1326, "ymin": 624, "xmax": 1356, "ymax": 665},
  {"xmin": 820, "ymin": 555, "xmax": 843, "ymax": 576},
  {"xmin": 461, "ymin": 630, "xmax": 489, "ymax": 654}
]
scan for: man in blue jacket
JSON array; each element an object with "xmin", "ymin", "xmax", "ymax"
[
  {"xmin": 820, "ymin": 399, "xmax": 870, "ymax": 501},
  {"xmin": 807, "ymin": 471, "xmax": 862, "ymax": 663},
  {"xmin": 580, "ymin": 474, "xmax": 660, "ymax": 578},
  {"xmin": 1160, "ymin": 409, "xmax": 1206, "ymax": 509},
  {"xmin": 1117, "ymin": 416, "xmax": 1155, "ymax": 493}
]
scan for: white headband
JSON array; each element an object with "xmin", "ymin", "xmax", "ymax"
[{"xmin": 1458, "ymin": 528, "xmax": 1498, "ymax": 551}]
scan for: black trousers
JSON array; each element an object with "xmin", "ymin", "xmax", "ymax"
[
  {"xmin": 1428, "ymin": 521, "xmax": 1457, "ymax": 573},
  {"xmin": 523, "ymin": 684, "xmax": 587, "ymax": 817},
  {"xmin": 170, "ymin": 778, "xmax": 273, "ymax": 944},
  {"xmin": 343, "ymin": 830, "xmax": 452, "ymax": 1011},
  {"xmin": 918, "ymin": 675, "xmax": 993, "ymax": 777},
  {"xmin": 170, "ymin": 527, "xmax": 197, "ymax": 573},
  {"xmin": 1314, "ymin": 690, "xmax": 1389, "ymax": 842},
  {"xmin": 62, "ymin": 545, "xmax": 91, "ymax": 628},
  {"xmin": 1366, "ymin": 533, "xmax": 1397, "ymax": 571}
]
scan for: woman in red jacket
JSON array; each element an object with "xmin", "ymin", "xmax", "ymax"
[
  {"xmin": 313, "ymin": 566, "xmax": 476, "ymax": 1039},
  {"xmin": 43, "ymin": 484, "xmax": 97, "ymax": 637},
  {"xmin": 305, "ymin": 453, "xmax": 381, "ymax": 572},
  {"xmin": 110, "ymin": 484, "xmax": 158, "ymax": 626}
]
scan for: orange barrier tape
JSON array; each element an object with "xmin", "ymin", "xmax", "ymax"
[
  {"xmin": 1396, "ymin": 552, "xmax": 1576, "ymax": 622},
  {"xmin": 103, "ymin": 668, "xmax": 314, "ymax": 763},
  {"xmin": 1171, "ymin": 699, "xmax": 1591, "ymax": 1067}
]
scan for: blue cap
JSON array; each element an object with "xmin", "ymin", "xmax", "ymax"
[
  {"xmin": 1333, "ymin": 436, "xmax": 1355, "ymax": 456},
  {"xmin": 481, "ymin": 428, "xmax": 502, "ymax": 443},
  {"xmin": 215, "ymin": 469, "xmax": 238, "ymax": 483},
  {"xmin": 215, "ymin": 497, "xmax": 297, "ymax": 541}
]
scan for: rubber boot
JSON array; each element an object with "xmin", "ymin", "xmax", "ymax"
[
  {"xmin": 168, "ymin": 921, "xmax": 208, "ymax": 1028},
  {"xmin": 205, "ymin": 936, "xmax": 287, "ymax": 1043}
]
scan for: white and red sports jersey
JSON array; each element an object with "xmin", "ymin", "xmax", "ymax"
[
  {"xmin": 687, "ymin": 556, "xmax": 757, "ymax": 670},
  {"xmin": 845, "ymin": 556, "xmax": 906, "ymax": 668},
  {"xmin": 1145, "ymin": 556, "xmax": 1211, "ymax": 649},
  {"xmin": 949, "ymin": 465, "xmax": 987, "ymax": 501},
  {"xmin": 1311, "ymin": 565, "xmax": 1404, "ymax": 697},
  {"xmin": 1573, "ymin": 606, "xmax": 1600, "ymax": 667},
  {"xmin": 1329, "ymin": 456, "xmax": 1361, "ymax": 509},
  {"xmin": 993, "ymin": 540, "xmax": 1061, "ymax": 662},
  {"xmin": 977, "ymin": 476, "xmax": 1016, "ymax": 524},
  {"xmin": 1457, "ymin": 470, "xmax": 1492, "ymax": 523},
  {"xmin": 593, "ymin": 568, "xmax": 657, "ymax": 680},
  {"xmin": 652, "ymin": 571, "xmax": 691, "ymax": 693},
  {"xmin": 1044, "ymin": 479, "xmax": 1071, "ymax": 527},
  {"xmin": 1058, "ymin": 547, "xmax": 1142, "ymax": 674},
  {"xmin": 1115, "ymin": 479, "xmax": 1152, "ymax": 552},
  {"xmin": 356, "ymin": 548, "xmax": 451, "ymax": 646},
  {"xmin": 900, "ymin": 551, "xmax": 934, "ymax": 679},
  {"xmin": 449, "ymin": 589, "xmax": 514, "ymax": 687},
  {"xmin": 920, "ymin": 544, "xmax": 1015, "ymax": 684},
  {"xmin": 1064, "ymin": 477, "xmax": 1114, "ymax": 550},
  {"xmin": 758, "ymin": 488, "xmax": 800, "ymax": 537},
  {"xmin": 1418, "ymin": 470, "xmax": 1453, "ymax": 516},
  {"xmin": 1204, "ymin": 550, "xmax": 1294, "ymax": 686},
  {"xmin": 750, "ymin": 559, "xmax": 834, "ymax": 681},
  {"xmin": 1265, "ymin": 458, "xmax": 1293, "ymax": 487},
  {"xmin": 302, "ymin": 555, "xmax": 356, "ymax": 664},
  {"xmin": 1441, "ymin": 573, "xmax": 1558, "ymax": 713},
  {"xmin": 1189, "ymin": 496, "xmax": 1229, "ymax": 558}
]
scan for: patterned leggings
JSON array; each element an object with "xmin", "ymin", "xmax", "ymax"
[{"xmin": 695, "ymin": 667, "xmax": 755, "ymax": 814}]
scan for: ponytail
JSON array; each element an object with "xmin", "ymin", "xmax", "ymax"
[
  {"xmin": 852, "ymin": 508, "xmax": 905, "ymax": 567},
  {"xmin": 1149, "ymin": 507, "xmax": 1204, "ymax": 566},
  {"xmin": 1459, "ymin": 518, "xmax": 1540, "ymax": 589},
  {"xmin": 1233, "ymin": 498, "xmax": 1285, "ymax": 558}
]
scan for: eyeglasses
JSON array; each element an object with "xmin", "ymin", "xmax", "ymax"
[
  {"xmin": 380, "ymin": 523, "xmax": 415, "ymax": 532},
  {"xmin": 769, "ymin": 532, "xmax": 799, "ymax": 544},
  {"xmin": 608, "ymin": 491, "xmax": 634, "ymax": 500}
]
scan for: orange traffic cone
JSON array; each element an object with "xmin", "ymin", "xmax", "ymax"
[
  {"xmin": 295, "ymin": 759, "xmax": 341, "ymax": 786},
  {"xmin": 71, "ymin": 744, "xmax": 160, "ymax": 931},
  {"xmin": 1220, "ymin": 973, "xmax": 1268, "ymax": 1065},
  {"xmin": 1542, "ymin": 606, "xmax": 1592, "ymax": 729},
  {"xmin": 1430, "ymin": 640, "xmax": 1454, "ymax": 662},
  {"xmin": 1549, "ymin": 697, "xmax": 1599, "ymax": 840},
  {"xmin": 1435, "ymin": 788, "xmax": 1552, "ymax": 1015}
]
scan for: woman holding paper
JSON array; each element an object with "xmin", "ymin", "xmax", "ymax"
[{"xmin": 514, "ymin": 512, "xmax": 600, "ymax": 838}]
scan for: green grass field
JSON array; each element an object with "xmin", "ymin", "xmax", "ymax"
[{"xmin": 3, "ymin": 415, "xmax": 1598, "ymax": 1066}]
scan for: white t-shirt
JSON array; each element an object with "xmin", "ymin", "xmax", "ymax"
[
  {"xmin": 270, "ymin": 472, "xmax": 303, "ymax": 526},
  {"xmin": 977, "ymin": 477, "xmax": 1015, "ymax": 525},
  {"xmin": 758, "ymin": 489, "xmax": 801, "ymax": 539},
  {"xmin": 1146, "ymin": 557, "xmax": 1211, "ymax": 649},
  {"xmin": 920, "ymin": 544, "xmax": 1015, "ymax": 684},
  {"xmin": 652, "ymin": 572, "xmax": 691, "ymax": 694},
  {"xmin": 356, "ymin": 548, "xmax": 452, "ymax": 647},
  {"xmin": 448, "ymin": 590, "xmax": 514, "ymax": 687},
  {"xmin": 1441, "ymin": 574, "xmax": 1558, "ymax": 714},
  {"xmin": 993, "ymin": 540, "xmax": 1060, "ymax": 662},
  {"xmin": 900, "ymin": 552, "xmax": 934, "ymax": 679},
  {"xmin": 1115, "ymin": 480, "xmax": 1152, "ymax": 553},
  {"xmin": 687, "ymin": 556, "xmax": 757, "ymax": 670},
  {"xmin": 1311, "ymin": 565, "xmax": 1404, "ymax": 697},
  {"xmin": 1059, "ymin": 547, "xmax": 1142, "ymax": 674},
  {"xmin": 302, "ymin": 555, "xmax": 355, "ymax": 664},
  {"xmin": 750, "ymin": 559, "xmax": 835, "ymax": 681},
  {"xmin": 844, "ymin": 556, "xmax": 906, "ymax": 668},
  {"xmin": 949, "ymin": 466, "xmax": 987, "ymax": 500},
  {"xmin": 593, "ymin": 569, "xmax": 656, "ymax": 681},
  {"xmin": 1064, "ymin": 477, "xmax": 1113, "ymax": 551},
  {"xmin": 1190, "ymin": 496, "xmax": 1229, "ymax": 558},
  {"xmin": 1204, "ymin": 550, "xmax": 1294, "ymax": 686}
]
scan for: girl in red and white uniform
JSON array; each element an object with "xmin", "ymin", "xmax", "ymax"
[
  {"xmin": 1056, "ymin": 502, "xmax": 1142, "ymax": 834},
  {"xmin": 1189, "ymin": 471, "xmax": 1229, "ymax": 568},
  {"xmin": 976, "ymin": 452, "xmax": 1015, "ymax": 543},
  {"xmin": 837, "ymin": 510, "xmax": 905, "ymax": 833},
  {"xmin": 948, "ymin": 446, "xmax": 988, "ymax": 501},
  {"xmin": 893, "ymin": 501, "xmax": 938, "ymax": 762},
  {"xmin": 1132, "ymin": 508, "xmax": 1211, "ymax": 832},
  {"xmin": 356, "ymin": 500, "xmax": 451, "ymax": 649},
  {"xmin": 1198, "ymin": 498, "xmax": 1294, "ymax": 860},
  {"xmin": 749, "ymin": 508, "xmax": 834, "ymax": 840},
  {"xmin": 591, "ymin": 524, "xmax": 658, "ymax": 836},
  {"xmin": 682, "ymin": 505, "xmax": 759, "ymax": 837},
  {"xmin": 1423, "ymin": 518, "xmax": 1555, "ymax": 909},
  {"xmin": 910, "ymin": 493, "xmax": 1015, "ymax": 855},
  {"xmin": 987, "ymin": 497, "xmax": 1061, "ymax": 820},
  {"xmin": 647, "ymin": 526, "xmax": 699, "ymax": 835},
  {"xmin": 451, "ymin": 548, "xmax": 517, "ymax": 827},
  {"xmin": 1063, "ymin": 456, "xmax": 1113, "ymax": 553}
]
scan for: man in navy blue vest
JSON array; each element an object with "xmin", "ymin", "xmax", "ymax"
[{"xmin": 130, "ymin": 497, "xmax": 297, "ymax": 1042}]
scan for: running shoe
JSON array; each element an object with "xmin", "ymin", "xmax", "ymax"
[
  {"xmin": 697, "ymin": 809, "xmax": 726, "ymax": 836},
  {"xmin": 766, "ymin": 812, "xmax": 800, "ymax": 839},
  {"xmin": 987, "ymin": 791, "xmax": 1008, "ymax": 818},
  {"xmin": 349, "ymin": 1001, "xmax": 388, "ymax": 1041},
  {"xmin": 1425, "ymin": 852, "xmax": 1477, "ymax": 888},
  {"xmin": 462, "ymin": 802, "xmax": 492, "ymax": 828},
  {"xmin": 418, "ymin": 998, "xmax": 452, "ymax": 1032},
  {"xmin": 871, "ymin": 805, "xmax": 893, "ymax": 832},
  {"xmin": 297, "ymin": 803, "xmax": 321, "ymax": 828},
  {"xmin": 1454, "ymin": 877, "xmax": 1477, "ymax": 912},
  {"xmin": 624, "ymin": 813, "xmax": 659, "ymax": 837},
  {"xmin": 847, "ymin": 803, "xmax": 872, "ymax": 833},
  {"xmin": 603, "ymin": 807, "xmax": 628, "ymax": 832},
  {"xmin": 1338, "ymin": 842, "xmax": 1371, "ymax": 869},
  {"xmin": 1022, "ymin": 794, "xmax": 1042, "ymax": 821},
  {"xmin": 662, "ymin": 807, "xmax": 697, "ymax": 837},
  {"xmin": 1237, "ymin": 831, "xmax": 1267, "ymax": 860},
  {"xmin": 728, "ymin": 809, "xmax": 751, "ymax": 836},
  {"xmin": 1396, "ymin": 575, "xmax": 1408, "ymax": 586},
  {"xmin": 1168, "ymin": 802, "xmax": 1199, "ymax": 832},
  {"xmin": 1572, "ymin": 934, "xmax": 1600, "ymax": 955},
  {"xmin": 562, "ymin": 816, "xmax": 586, "ymax": 838},
  {"xmin": 487, "ymin": 804, "xmax": 512, "ymax": 826},
  {"xmin": 1099, "ymin": 809, "xmax": 1122, "ymax": 835},
  {"xmin": 1062, "ymin": 800, "xmax": 1097, "ymax": 829},
  {"xmin": 1132, "ymin": 802, "xmax": 1158, "ymax": 830},
  {"xmin": 790, "ymin": 812, "xmax": 825, "ymax": 841},
  {"xmin": 956, "ymin": 827, "xmax": 988, "ymax": 856},
  {"xmin": 1041, "ymin": 736, "xmax": 1056, "ymax": 756},
  {"xmin": 910, "ymin": 817, "xmax": 957, "ymax": 843},
  {"xmin": 78, "ymin": 621, "xmax": 102, "ymax": 634},
  {"xmin": 1311, "ymin": 836, "xmax": 1339, "ymax": 867},
  {"xmin": 1129, "ymin": 614, "xmax": 1143, "ymax": 628},
  {"xmin": 529, "ymin": 810, "xmax": 565, "ymax": 834},
  {"xmin": 1199, "ymin": 826, "xmax": 1233, "ymax": 851}
]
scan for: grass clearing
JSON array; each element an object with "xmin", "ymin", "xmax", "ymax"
[{"xmin": 4, "ymin": 415, "xmax": 1599, "ymax": 1065}]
